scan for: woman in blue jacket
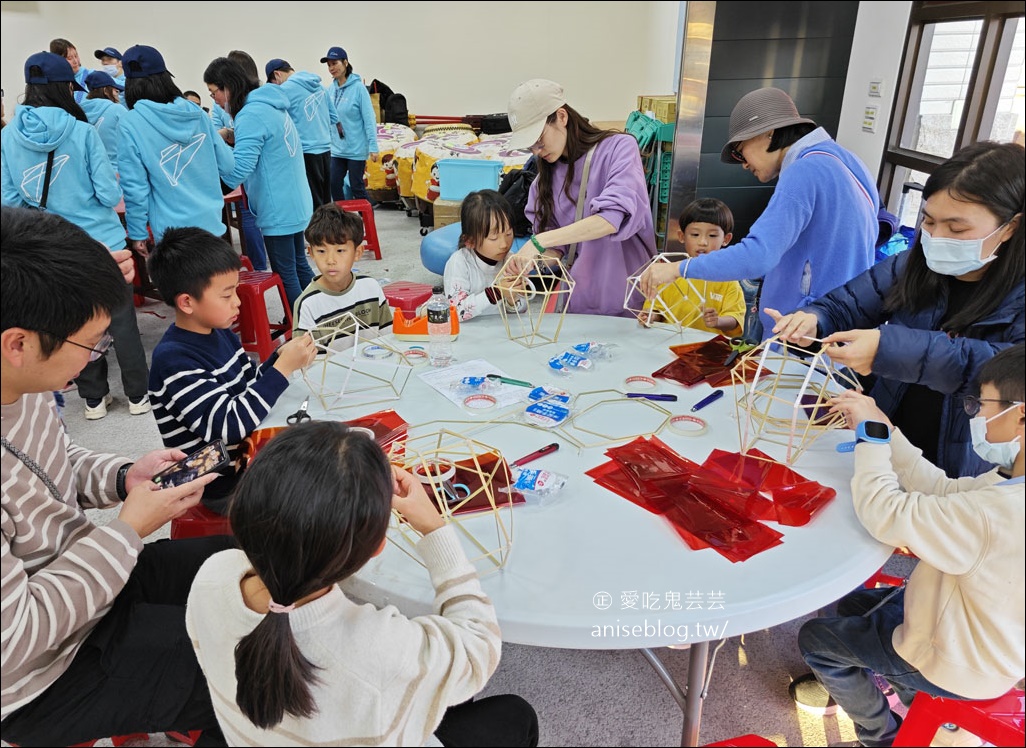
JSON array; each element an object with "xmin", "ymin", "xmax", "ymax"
[
  {"xmin": 769, "ymin": 141, "xmax": 1024, "ymax": 477},
  {"xmin": 321, "ymin": 46, "xmax": 378, "ymax": 203},
  {"xmin": 204, "ymin": 56, "xmax": 314, "ymax": 310},
  {"xmin": 80, "ymin": 70, "xmax": 124, "ymax": 171},
  {"xmin": 1, "ymin": 52, "xmax": 148, "ymax": 421}
]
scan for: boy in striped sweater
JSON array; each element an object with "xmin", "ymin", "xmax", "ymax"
[
  {"xmin": 1, "ymin": 207, "xmax": 228, "ymax": 744},
  {"xmin": 147, "ymin": 228, "xmax": 317, "ymax": 514}
]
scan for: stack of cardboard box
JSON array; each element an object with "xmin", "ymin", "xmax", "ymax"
[{"xmin": 636, "ymin": 95, "xmax": 677, "ymax": 124}]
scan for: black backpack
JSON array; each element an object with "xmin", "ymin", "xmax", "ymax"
[
  {"xmin": 498, "ymin": 155, "xmax": 537, "ymax": 237},
  {"xmin": 383, "ymin": 93, "xmax": 409, "ymax": 126}
]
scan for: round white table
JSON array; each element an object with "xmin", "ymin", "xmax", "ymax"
[{"xmin": 260, "ymin": 313, "xmax": 892, "ymax": 746}]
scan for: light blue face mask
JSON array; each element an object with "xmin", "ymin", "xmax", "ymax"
[
  {"xmin": 969, "ymin": 402, "xmax": 1023, "ymax": 470},
  {"xmin": 102, "ymin": 64, "xmax": 119, "ymax": 77},
  {"xmin": 920, "ymin": 223, "xmax": 1005, "ymax": 277}
]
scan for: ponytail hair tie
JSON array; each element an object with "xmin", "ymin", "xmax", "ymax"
[{"xmin": 268, "ymin": 600, "xmax": 296, "ymax": 614}]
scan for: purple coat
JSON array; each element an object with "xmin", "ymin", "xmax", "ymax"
[{"xmin": 526, "ymin": 134, "xmax": 656, "ymax": 316}]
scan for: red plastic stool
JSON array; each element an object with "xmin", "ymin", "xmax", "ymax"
[
  {"xmin": 170, "ymin": 503, "xmax": 233, "ymax": 540},
  {"xmin": 336, "ymin": 199, "xmax": 382, "ymax": 260},
  {"xmin": 892, "ymin": 687, "xmax": 1025, "ymax": 747},
  {"xmin": 236, "ymin": 270, "xmax": 293, "ymax": 360},
  {"xmin": 705, "ymin": 735, "xmax": 776, "ymax": 746},
  {"xmin": 240, "ymin": 255, "xmax": 254, "ymax": 272},
  {"xmin": 382, "ymin": 281, "xmax": 433, "ymax": 317}
]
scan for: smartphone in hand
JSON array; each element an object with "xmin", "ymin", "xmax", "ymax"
[{"xmin": 152, "ymin": 440, "xmax": 230, "ymax": 488}]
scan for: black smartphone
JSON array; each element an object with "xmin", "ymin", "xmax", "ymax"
[{"xmin": 152, "ymin": 440, "xmax": 230, "ymax": 488}]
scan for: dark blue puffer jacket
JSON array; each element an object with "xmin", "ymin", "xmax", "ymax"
[{"xmin": 805, "ymin": 250, "xmax": 1025, "ymax": 477}]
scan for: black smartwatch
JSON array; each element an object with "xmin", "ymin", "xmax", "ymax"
[
  {"xmin": 116, "ymin": 462, "xmax": 133, "ymax": 500},
  {"xmin": 836, "ymin": 420, "xmax": 891, "ymax": 453}
]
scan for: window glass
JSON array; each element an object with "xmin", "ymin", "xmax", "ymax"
[{"xmin": 988, "ymin": 17, "xmax": 1025, "ymax": 146}]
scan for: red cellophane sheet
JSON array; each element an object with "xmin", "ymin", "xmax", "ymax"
[
  {"xmin": 587, "ymin": 437, "xmax": 836, "ymax": 561},
  {"xmin": 652, "ymin": 336, "xmax": 765, "ymax": 389},
  {"xmin": 240, "ymin": 409, "xmax": 411, "ymax": 471},
  {"xmin": 445, "ymin": 451, "xmax": 525, "ymax": 516}
]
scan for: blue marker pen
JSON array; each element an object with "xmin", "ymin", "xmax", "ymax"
[{"xmin": 691, "ymin": 390, "xmax": 725, "ymax": 412}]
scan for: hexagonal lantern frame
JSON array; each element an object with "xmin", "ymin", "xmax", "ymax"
[
  {"xmin": 624, "ymin": 253, "xmax": 709, "ymax": 333},
  {"xmin": 494, "ymin": 254, "xmax": 575, "ymax": 348}
]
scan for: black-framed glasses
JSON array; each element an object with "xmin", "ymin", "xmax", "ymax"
[
  {"xmin": 41, "ymin": 331, "xmax": 114, "ymax": 362},
  {"xmin": 962, "ymin": 395, "xmax": 1023, "ymax": 417},
  {"xmin": 729, "ymin": 144, "xmax": 746, "ymax": 164}
]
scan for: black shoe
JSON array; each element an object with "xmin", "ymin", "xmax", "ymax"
[{"xmin": 789, "ymin": 672, "xmax": 838, "ymax": 716}]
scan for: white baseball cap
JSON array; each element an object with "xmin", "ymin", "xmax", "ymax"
[{"xmin": 506, "ymin": 79, "xmax": 567, "ymax": 151}]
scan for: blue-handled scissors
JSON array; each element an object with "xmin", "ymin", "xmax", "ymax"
[{"xmin": 287, "ymin": 396, "xmax": 312, "ymax": 425}]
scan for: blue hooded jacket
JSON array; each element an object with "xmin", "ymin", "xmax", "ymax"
[
  {"xmin": 225, "ymin": 85, "xmax": 312, "ymax": 236},
  {"xmin": 805, "ymin": 249, "xmax": 1025, "ymax": 477},
  {"xmin": 278, "ymin": 71, "xmax": 338, "ymax": 155},
  {"xmin": 328, "ymin": 72, "xmax": 378, "ymax": 160},
  {"xmin": 80, "ymin": 97, "xmax": 123, "ymax": 170},
  {"xmin": 118, "ymin": 97, "xmax": 235, "ymax": 242},
  {"xmin": 1, "ymin": 105, "xmax": 125, "ymax": 249}
]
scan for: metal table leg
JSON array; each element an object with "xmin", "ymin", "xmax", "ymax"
[{"xmin": 640, "ymin": 640, "xmax": 713, "ymax": 747}]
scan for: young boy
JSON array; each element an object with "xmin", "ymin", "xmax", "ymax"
[
  {"xmin": 147, "ymin": 227, "xmax": 317, "ymax": 514},
  {"xmin": 1, "ymin": 207, "xmax": 227, "ymax": 744},
  {"xmin": 293, "ymin": 203, "xmax": 392, "ymax": 342},
  {"xmin": 649, "ymin": 198, "xmax": 745, "ymax": 336},
  {"xmin": 799, "ymin": 343, "xmax": 1025, "ymax": 747}
]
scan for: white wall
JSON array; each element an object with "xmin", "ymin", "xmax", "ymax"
[
  {"xmin": 1, "ymin": 1, "xmax": 680, "ymax": 122},
  {"xmin": 836, "ymin": 1, "xmax": 913, "ymax": 180}
]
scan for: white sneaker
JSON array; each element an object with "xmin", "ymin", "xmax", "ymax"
[
  {"xmin": 84, "ymin": 394, "xmax": 113, "ymax": 420},
  {"xmin": 930, "ymin": 724, "xmax": 984, "ymax": 748},
  {"xmin": 129, "ymin": 395, "xmax": 151, "ymax": 415}
]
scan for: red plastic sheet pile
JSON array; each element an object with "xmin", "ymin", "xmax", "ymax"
[
  {"xmin": 586, "ymin": 437, "xmax": 836, "ymax": 562},
  {"xmin": 652, "ymin": 335, "xmax": 765, "ymax": 388}
]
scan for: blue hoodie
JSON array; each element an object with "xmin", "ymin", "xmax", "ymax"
[
  {"xmin": 211, "ymin": 102, "xmax": 233, "ymax": 130},
  {"xmin": 118, "ymin": 97, "xmax": 235, "ymax": 242},
  {"xmin": 1, "ymin": 105, "xmax": 125, "ymax": 249},
  {"xmin": 278, "ymin": 71, "xmax": 338, "ymax": 155},
  {"xmin": 80, "ymin": 97, "xmax": 124, "ymax": 170},
  {"xmin": 72, "ymin": 66, "xmax": 93, "ymax": 104},
  {"xmin": 328, "ymin": 72, "xmax": 378, "ymax": 160},
  {"xmin": 225, "ymin": 85, "xmax": 312, "ymax": 236}
]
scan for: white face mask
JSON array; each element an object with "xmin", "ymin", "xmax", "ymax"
[
  {"xmin": 102, "ymin": 64, "xmax": 119, "ymax": 77},
  {"xmin": 920, "ymin": 223, "xmax": 1005, "ymax": 277},
  {"xmin": 969, "ymin": 402, "xmax": 1023, "ymax": 470}
]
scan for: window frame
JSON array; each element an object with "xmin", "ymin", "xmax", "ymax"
[{"xmin": 880, "ymin": 1, "xmax": 1024, "ymax": 207}]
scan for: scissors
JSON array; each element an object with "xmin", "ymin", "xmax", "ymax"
[
  {"xmin": 287, "ymin": 396, "xmax": 312, "ymax": 425},
  {"xmin": 723, "ymin": 337, "xmax": 755, "ymax": 367}
]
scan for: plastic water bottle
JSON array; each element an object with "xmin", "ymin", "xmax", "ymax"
[{"xmin": 426, "ymin": 286, "xmax": 453, "ymax": 367}]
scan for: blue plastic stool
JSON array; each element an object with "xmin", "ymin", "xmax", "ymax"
[{"xmin": 420, "ymin": 222, "xmax": 528, "ymax": 275}]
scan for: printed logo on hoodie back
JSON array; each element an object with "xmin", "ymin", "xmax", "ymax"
[
  {"xmin": 160, "ymin": 133, "xmax": 206, "ymax": 186},
  {"xmin": 20, "ymin": 154, "xmax": 70, "ymax": 202}
]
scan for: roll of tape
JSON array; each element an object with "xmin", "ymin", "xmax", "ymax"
[
  {"xmin": 348, "ymin": 426, "xmax": 376, "ymax": 440},
  {"xmin": 361, "ymin": 344, "xmax": 394, "ymax": 360},
  {"xmin": 413, "ymin": 462, "xmax": 456, "ymax": 484},
  {"xmin": 463, "ymin": 393, "xmax": 497, "ymax": 410},
  {"xmin": 668, "ymin": 414, "xmax": 709, "ymax": 437},
  {"xmin": 625, "ymin": 375, "xmax": 658, "ymax": 389},
  {"xmin": 403, "ymin": 348, "xmax": 429, "ymax": 364}
]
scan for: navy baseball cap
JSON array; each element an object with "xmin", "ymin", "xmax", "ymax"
[
  {"xmin": 85, "ymin": 70, "xmax": 124, "ymax": 92},
  {"xmin": 265, "ymin": 58, "xmax": 290, "ymax": 82},
  {"xmin": 320, "ymin": 46, "xmax": 348, "ymax": 63},
  {"xmin": 122, "ymin": 45, "xmax": 172, "ymax": 79},
  {"xmin": 24, "ymin": 51, "xmax": 84, "ymax": 90},
  {"xmin": 93, "ymin": 47, "xmax": 122, "ymax": 61}
]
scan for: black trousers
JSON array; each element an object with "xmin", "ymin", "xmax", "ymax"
[
  {"xmin": 0, "ymin": 536, "xmax": 234, "ymax": 747},
  {"xmin": 436, "ymin": 694, "xmax": 539, "ymax": 747},
  {"xmin": 304, "ymin": 151, "xmax": 333, "ymax": 209},
  {"xmin": 75, "ymin": 283, "xmax": 149, "ymax": 401}
]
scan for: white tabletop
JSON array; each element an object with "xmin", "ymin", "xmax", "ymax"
[{"xmin": 262, "ymin": 314, "xmax": 892, "ymax": 650}]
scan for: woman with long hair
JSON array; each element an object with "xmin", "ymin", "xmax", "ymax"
[
  {"xmin": 504, "ymin": 79, "xmax": 656, "ymax": 316},
  {"xmin": 186, "ymin": 421, "xmax": 539, "ymax": 745},
  {"xmin": 204, "ymin": 56, "xmax": 313, "ymax": 309},
  {"xmin": 321, "ymin": 46, "xmax": 379, "ymax": 203},
  {"xmin": 769, "ymin": 140, "xmax": 1024, "ymax": 476},
  {"xmin": 1, "ymin": 52, "xmax": 148, "ymax": 421}
]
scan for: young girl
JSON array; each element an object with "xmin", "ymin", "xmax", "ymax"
[
  {"xmin": 443, "ymin": 189, "xmax": 526, "ymax": 321},
  {"xmin": 186, "ymin": 421, "xmax": 538, "ymax": 746}
]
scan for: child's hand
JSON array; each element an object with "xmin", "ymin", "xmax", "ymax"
[
  {"xmin": 827, "ymin": 390, "xmax": 891, "ymax": 430},
  {"xmin": 274, "ymin": 332, "xmax": 317, "ymax": 376},
  {"xmin": 391, "ymin": 466, "xmax": 445, "ymax": 535},
  {"xmin": 702, "ymin": 307, "xmax": 720, "ymax": 329},
  {"xmin": 765, "ymin": 308, "xmax": 819, "ymax": 345}
]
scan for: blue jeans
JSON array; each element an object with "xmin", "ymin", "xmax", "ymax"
[
  {"xmin": 262, "ymin": 231, "xmax": 313, "ymax": 312},
  {"xmin": 330, "ymin": 156, "xmax": 368, "ymax": 202},
  {"xmin": 798, "ymin": 587, "xmax": 965, "ymax": 747},
  {"xmin": 237, "ymin": 200, "xmax": 268, "ymax": 271}
]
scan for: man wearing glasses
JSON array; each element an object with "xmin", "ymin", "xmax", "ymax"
[
  {"xmin": 1, "ymin": 207, "xmax": 230, "ymax": 745},
  {"xmin": 641, "ymin": 87, "xmax": 878, "ymax": 340}
]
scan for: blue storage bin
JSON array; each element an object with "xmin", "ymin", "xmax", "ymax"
[{"xmin": 437, "ymin": 159, "xmax": 503, "ymax": 201}]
